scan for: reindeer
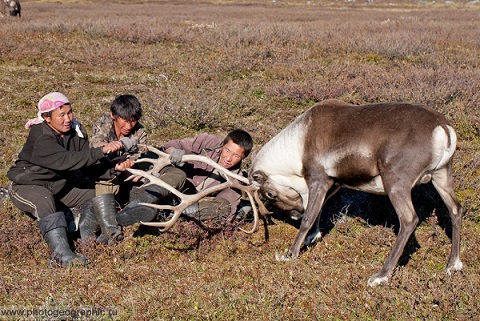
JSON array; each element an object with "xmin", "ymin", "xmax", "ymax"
[
  {"xmin": 2, "ymin": 0, "xmax": 21, "ymax": 18},
  {"xmin": 126, "ymin": 99, "xmax": 462, "ymax": 286},
  {"xmin": 249, "ymin": 99, "xmax": 463, "ymax": 286}
]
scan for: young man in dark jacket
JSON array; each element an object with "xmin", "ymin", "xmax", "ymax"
[{"xmin": 7, "ymin": 92, "xmax": 126, "ymax": 267}]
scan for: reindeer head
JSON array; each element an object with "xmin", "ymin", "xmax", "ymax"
[{"xmin": 250, "ymin": 170, "xmax": 304, "ymax": 214}]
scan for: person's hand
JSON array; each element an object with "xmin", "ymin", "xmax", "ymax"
[
  {"xmin": 169, "ymin": 148, "xmax": 185, "ymax": 166},
  {"xmin": 119, "ymin": 137, "xmax": 138, "ymax": 152},
  {"xmin": 130, "ymin": 175, "xmax": 144, "ymax": 183},
  {"xmin": 114, "ymin": 159, "xmax": 135, "ymax": 172},
  {"xmin": 102, "ymin": 141, "xmax": 123, "ymax": 155}
]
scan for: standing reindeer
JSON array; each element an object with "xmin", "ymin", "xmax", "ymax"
[
  {"xmin": 2, "ymin": 0, "xmax": 21, "ymax": 17},
  {"xmin": 250, "ymin": 99, "xmax": 463, "ymax": 286},
  {"xmin": 128, "ymin": 99, "xmax": 462, "ymax": 286}
]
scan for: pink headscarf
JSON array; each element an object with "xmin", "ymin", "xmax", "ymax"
[
  {"xmin": 25, "ymin": 92, "xmax": 71, "ymax": 129},
  {"xmin": 25, "ymin": 92, "xmax": 84, "ymax": 138}
]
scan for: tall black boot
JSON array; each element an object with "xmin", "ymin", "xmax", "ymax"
[
  {"xmin": 38, "ymin": 212, "xmax": 88, "ymax": 267},
  {"xmin": 78, "ymin": 200, "xmax": 99, "ymax": 243},
  {"xmin": 91, "ymin": 194, "xmax": 123, "ymax": 245},
  {"xmin": 117, "ymin": 185, "xmax": 169, "ymax": 226}
]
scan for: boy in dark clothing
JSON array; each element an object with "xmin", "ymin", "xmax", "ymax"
[{"xmin": 7, "ymin": 92, "xmax": 126, "ymax": 267}]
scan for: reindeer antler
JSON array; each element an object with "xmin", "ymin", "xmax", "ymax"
[{"xmin": 126, "ymin": 145, "xmax": 268, "ymax": 233}]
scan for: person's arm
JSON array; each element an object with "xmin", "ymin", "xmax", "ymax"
[
  {"xmin": 31, "ymin": 133, "xmax": 121, "ymax": 171},
  {"xmin": 114, "ymin": 158, "xmax": 135, "ymax": 172},
  {"xmin": 163, "ymin": 137, "xmax": 197, "ymax": 155},
  {"xmin": 163, "ymin": 133, "xmax": 222, "ymax": 154},
  {"xmin": 163, "ymin": 133, "xmax": 222, "ymax": 166}
]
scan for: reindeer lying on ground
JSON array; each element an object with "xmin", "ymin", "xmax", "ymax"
[
  {"xmin": 128, "ymin": 99, "xmax": 462, "ymax": 286},
  {"xmin": 249, "ymin": 99, "xmax": 463, "ymax": 286}
]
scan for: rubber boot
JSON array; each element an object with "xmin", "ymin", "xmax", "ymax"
[
  {"xmin": 78, "ymin": 200, "xmax": 99, "ymax": 243},
  {"xmin": 91, "ymin": 194, "xmax": 123, "ymax": 245},
  {"xmin": 38, "ymin": 212, "xmax": 88, "ymax": 267},
  {"xmin": 117, "ymin": 185, "xmax": 169, "ymax": 226}
]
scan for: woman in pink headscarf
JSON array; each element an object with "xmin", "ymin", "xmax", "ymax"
[{"xmin": 7, "ymin": 92, "xmax": 127, "ymax": 267}]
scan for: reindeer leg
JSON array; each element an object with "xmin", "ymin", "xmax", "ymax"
[
  {"xmin": 304, "ymin": 184, "xmax": 341, "ymax": 246},
  {"xmin": 431, "ymin": 166, "xmax": 463, "ymax": 274},
  {"xmin": 277, "ymin": 178, "xmax": 334, "ymax": 261},
  {"xmin": 368, "ymin": 183, "xmax": 419, "ymax": 287}
]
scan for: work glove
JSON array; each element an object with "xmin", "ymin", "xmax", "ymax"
[
  {"xmin": 119, "ymin": 137, "xmax": 138, "ymax": 152},
  {"xmin": 169, "ymin": 148, "xmax": 185, "ymax": 166}
]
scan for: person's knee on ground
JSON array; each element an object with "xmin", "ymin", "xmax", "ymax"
[
  {"xmin": 38, "ymin": 211, "xmax": 88, "ymax": 267},
  {"xmin": 154, "ymin": 165, "xmax": 186, "ymax": 191},
  {"xmin": 117, "ymin": 184, "xmax": 169, "ymax": 226},
  {"xmin": 117, "ymin": 166, "xmax": 186, "ymax": 226}
]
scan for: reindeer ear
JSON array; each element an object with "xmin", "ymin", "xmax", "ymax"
[{"xmin": 251, "ymin": 171, "xmax": 266, "ymax": 184}]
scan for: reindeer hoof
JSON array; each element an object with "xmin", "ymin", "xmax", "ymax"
[
  {"xmin": 446, "ymin": 258, "xmax": 463, "ymax": 275},
  {"xmin": 275, "ymin": 251, "xmax": 293, "ymax": 261},
  {"xmin": 367, "ymin": 274, "xmax": 389, "ymax": 287}
]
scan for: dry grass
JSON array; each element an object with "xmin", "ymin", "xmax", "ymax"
[{"xmin": 0, "ymin": 1, "xmax": 479, "ymax": 320}]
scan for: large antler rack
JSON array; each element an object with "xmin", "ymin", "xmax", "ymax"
[{"xmin": 126, "ymin": 145, "xmax": 268, "ymax": 233}]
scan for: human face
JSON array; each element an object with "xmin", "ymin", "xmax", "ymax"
[
  {"xmin": 219, "ymin": 140, "xmax": 245, "ymax": 169},
  {"xmin": 44, "ymin": 104, "xmax": 73, "ymax": 136},
  {"xmin": 111, "ymin": 113, "xmax": 137, "ymax": 138}
]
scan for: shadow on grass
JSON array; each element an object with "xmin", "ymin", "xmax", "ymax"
[
  {"xmin": 124, "ymin": 182, "xmax": 454, "ymax": 265},
  {"xmin": 268, "ymin": 182, "xmax": 453, "ymax": 268},
  {"xmin": 131, "ymin": 212, "xmax": 257, "ymax": 252}
]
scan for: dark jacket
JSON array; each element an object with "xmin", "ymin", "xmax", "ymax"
[
  {"xmin": 7, "ymin": 122, "xmax": 106, "ymax": 194},
  {"xmin": 89, "ymin": 113, "xmax": 148, "ymax": 181}
]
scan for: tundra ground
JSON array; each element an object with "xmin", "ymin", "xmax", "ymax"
[{"xmin": 0, "ymin": 1, "xmax": 479, "ymax": 320}]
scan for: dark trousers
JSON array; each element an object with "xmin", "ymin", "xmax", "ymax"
[
  {"xmin": 127, "ymin": 165, "xmax": 187, "ymax": 204},
  {"xmin": 8, "ymin": 183, "xmax": 95, "ymax": 220}
]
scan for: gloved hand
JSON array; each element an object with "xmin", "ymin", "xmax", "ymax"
[
  {"xmin": 119, "ymin": 137, "xmax": 138, "ymax": 152},
  {"xmin": 169, "ymin": 148, "xmax": 185, "ymax": 166}
]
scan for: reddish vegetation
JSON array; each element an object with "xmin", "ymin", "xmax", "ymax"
[{"xmin": 0, "ymin": 1, "xmax": 479, "ymax": 319}]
